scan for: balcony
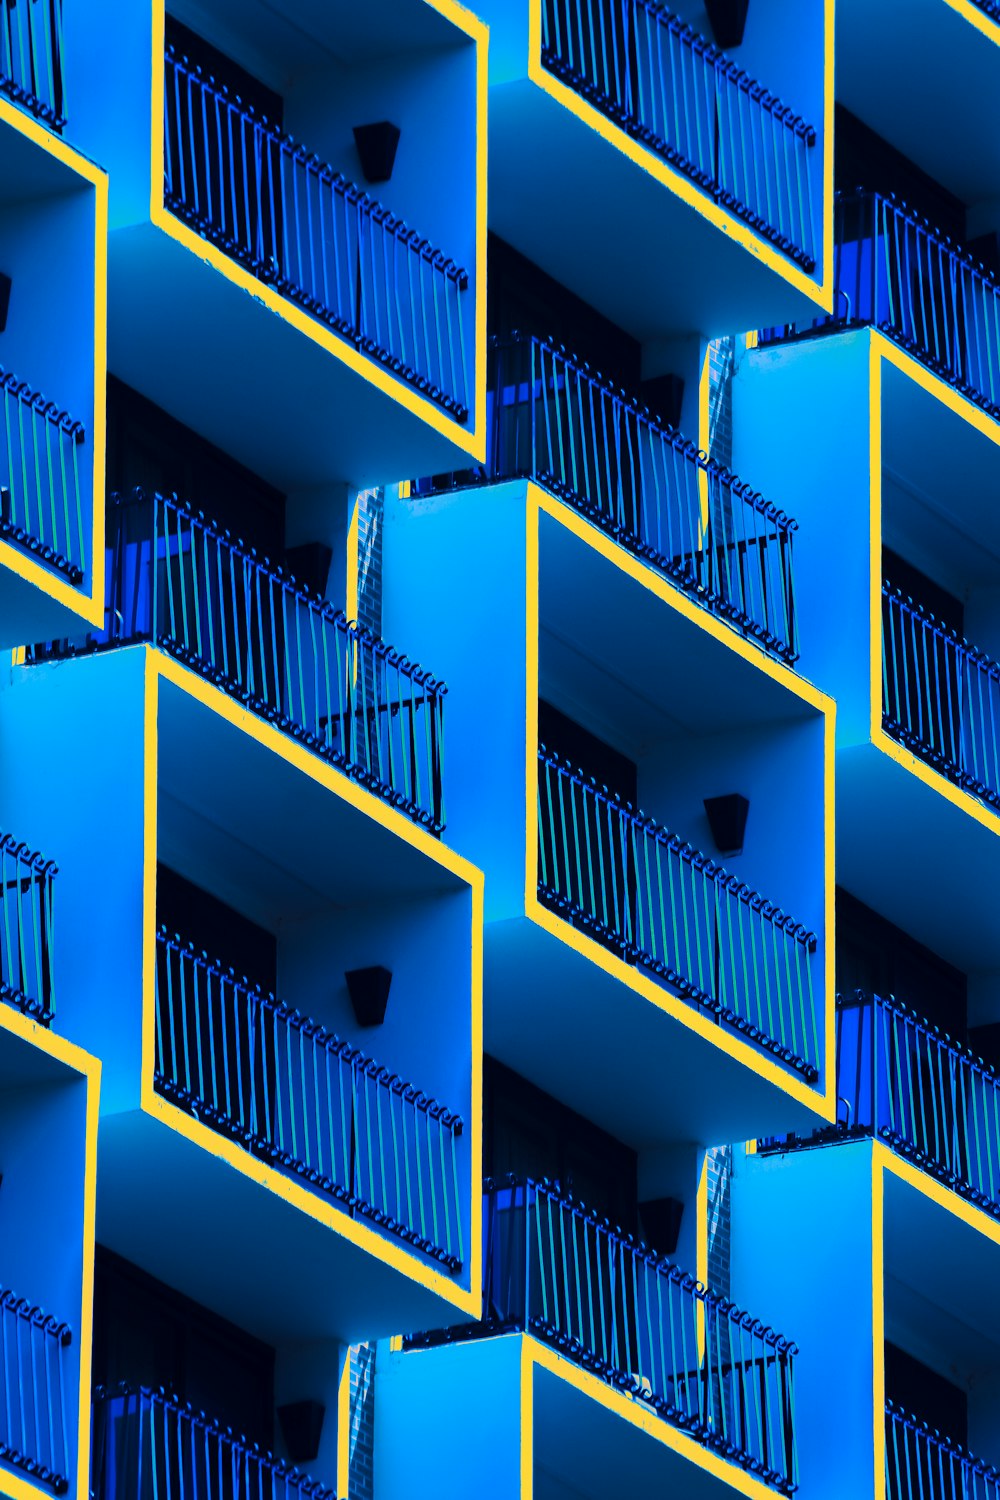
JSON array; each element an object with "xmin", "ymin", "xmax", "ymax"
[
  {"xmin": 886, "ymin": 1402, "xmax": 999, "ymax": 1500},
  {"xmin": 0, "ymin": 831, "xmax": 55, "ymax": 1025},
  {"xmin": 407, "ymin": 1176, "xmax": 798, "ymax": 1494},
  {"xmin": 155, "ymin": 927, "xmax": 464, "ymax": 1273},
  {"xmin": 538, "ymin": 747, "xmax": 820, "ymax": 1081},
  {"xmin": 882, "ymin": 583, "xmax": 1000, "ymax": 814},
  {"xmin": 0, "ymin": 0, "xmax": 64, "ymax": 130},
  {"xmin": 541, "ymin": 0, "xmax": 818, "ymax": 273},
  {"xmin": 429, "ymin": 333, "xmax": 798, "ymax": 662},
  {"xmin": 163, "ymin": 42, "xmax": 470, "ymax": 424},
  {"xmin": 0, "ymin": 1287, "xmax": 73, "ymax": 1494},
  {"xmin": 31, "ymin": 489, "xmax": 446, "ymax": 834},
  {"xmin": 92, "ymin": 1384, "xmax": 336, "ymax": 1500},
  {"xmin": 761, "ymin": 191, "xmax": 1000, "ymax": 423},
  {"xmin": 0, "ymin": 366, "xmax": 87, "ymax": 587}
]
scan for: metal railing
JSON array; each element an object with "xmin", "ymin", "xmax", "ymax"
[
  {"xmin": 29, "ymin": 489, "xmax": 446, "ymax": 833},
  {"xmin": 0, "ymin": 833, "xmax": 55, "ymax": 1026},
  {"xmin": 164, "ymin": 45, "xmax": 470, "ymax": 422},
  {"xmin": 882, "ymin": 583, "xmax": 1000, "ymax": 813},
  {"xmin": 154, "ymin": 929, "xmax": 464, "ymax": 1271},
  {"xmin": 92, "ymin": 1384, "xmax": 337, "ymax": 1500},
  {"xmin": 409, "ymin": 1177, "xmax": 798, "ymax": 1493},
  {"xmin": 0, "ymin": 1288, "xmax": 73, "ymax": 1494},
  {"xmin": 886, "ymin": 1401, "xmax": 1000, "ymax": 1500},
  {"xmin": 0, "ymin": 368, "xmax": 87, "ymax": 585},
  {"xmin": 540, "ymin": 0, "xmax": 817, "ymax": 269},
  {"xmin": 422, "ymin": 333, "xmax": 798, "ymax": 661},
  {"xmin": 0, "ymin": 0, "xmax": 64, "ymax": 129},
  {"xmin": 537, "ymin": 747, "xmax": 819, "ymax": 1079},
  {"xmin": 761, "ymin": 191, "xmax": 1000, "ymax": 421}
]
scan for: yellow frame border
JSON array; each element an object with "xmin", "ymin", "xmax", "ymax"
[
  {"xmin": 524, "ymin": 483, "xmax": 838, "ymax": 1123},
  {"xmin": 525, "ymin": 0, "xmax": 835, "ymax": 314},
  {"xmin": 136, "ymin": 648, "xmax": 484, "ymax": 1320},
  {"xmin": 0, "ymin": 1009, "xmax": 100, "ymax": 1500},
  {"xmin": 0, "ymin": 99, "xmax": 107, "ymax": 632},
  {"xmin": 147, "ymin": 0, "xmax": 487, "ymax": 464}
]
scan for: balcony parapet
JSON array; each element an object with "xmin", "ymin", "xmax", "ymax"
[
  {"xmin": 0, "ymin": 2, "xmax": 64, "ymax": 130},
  {"xmin": 886, "ymin": 1401, "xmax": 1000, "ymax": 1500},
  {"xmin": 407, "ymin": 1175, "xmax": 799, "ymax": 1494},
  {"xmin": 92, "ymin": 1383, "xmax": 337, "ymax": 1500},
  {"xmin": 0, "ymin": 832, "xmax": 55, "ymax": 1026},
  {"xmin": 425, "ymin": 332, "xmax": 799, "ymax": 662},
  {"xmin": 155, "ymin": 929, "xmax": 465, "ymax": 1272},
  {"xmin": 882, "ymin": 582, "xmax": 1000, "ymax": 814},
  {"xmin": 761, "ymin": 190, "xmax": 1000, "ymax": 423},
  {"xmin": 28, "ymin": 489, "xmax": 447, "ymax": 834},
  {"xmin": 164, "ymin": 44, "xmax": 471, "ymax": 422},
  {"xmin": 537, "ymin": 746, "xmax": 820, "ymax": 1080},
  {"xmin": 540, "ymin": 0, "xmax": 818, "ymax": 271},
  {"xmin": 0, "ymin": 367, "xmax": 87, "ymax": 586},
  {"xmin": 0, "ymin": 1287, "xmax": 72, "ymax": 1494}
]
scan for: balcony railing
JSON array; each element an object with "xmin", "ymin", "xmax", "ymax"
[
  {"xmin": 886, "ymin": 1402, "xmax": 1000, "ymax": 1500},
  {"xmin": 0, "ymin": 832, "xmax": 55, "ymax": 1025},
  {"xmin": 761, "ymin": 191, "xmax": 1000, "ymax": 422},
  {"xmin": 423, "ymin": 334, "xmax": 798, "ymax": 662},
  {"xmin": 540, "ymin": 0, "xmax": 818, "ymax": 270},
  {"xmin": 408, "ymin": 1177, "xmax": 798, "ymax": 1493},
  {"xmin": 0, "ymin": 0, "xmax": 64, "ymax": 129},
  {"xmin": 0, "ymin": 368, "xmax": 87, "ymax": 585},
  {"xmin": 155, "ymin": 929, "xmax": 464, "ymax": 1271},
  {"xmin": 882, "ymin": 583, "xmax": 1000, "ymax": 813},
  {"xmin": 92, "ymin": 1384, "xmax": 338, "ymax": 1500},
  {"xmin": 0, "ymin": 1287, "xmax": 73, "ymax": 1493},
  {"xmin": 29, "ymin": 490, "xmax": 446, "ymax": 833},
  {"xmin": 537, "ymin": 747, "xmax": 820, "ymax": 1079},
  {"xmin": 164, "ymin": 45, "xmax": 470, "ymax": 422}
]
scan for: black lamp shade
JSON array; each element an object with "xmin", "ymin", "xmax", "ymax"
[
  {"xmin": 277, "ymin": 1401, "xmax": 325, "ymax": 1464},
  {"xmin": 704, "ymin": 793, "xmax": 750, "ymax": 857},
  {"xmin": 346, "ymin": 965, "xmax": 392, "ymax": 1027},
  {"xmin": 353, "ymin": 122, "xmax": 401, "ymax": 184},
  {"xmin": 704, "ymin": 0, "xmax": 750, "ymax": 48},
  {"xmin": 639, "ymin": 1197, "xmax": 684, "ymax": 1257}
]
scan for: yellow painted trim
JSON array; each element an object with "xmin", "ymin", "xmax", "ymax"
[
  {"xmin": 820, "ymin": 0, "xmax": 835, "ymax": 308},
  {"xmin": 138, "ymin": 649, "xmax": 482, "ymax": 1316},
  {"xmin": 520, "ymin": 1338, "xmax": 534, "ymax": 1500},
  {"xmin": 872, "ymin": 1152, "xmax": 886, "ymax": 1500},
  {"xmin": 943, "ymin": 0, "xmax": 1000, "ymax": 38},
  {"xmin": 873, "ymin": 331, "xmax": 1000, "ymax": 449},
  {"xmin": 525, "ymin": 0, "xmax": 832, "ymax": 312},
  {"xmin": 527, "ymin": 1339, "xmax": 785, "ymax": 1500},
  {"xmin": 695, "ymin": 1153, "xmax": 709, "ymax": 1287},
  {"xmin": 336, "ymin": 1349, "xmax": 351, "ymax": 1499},
  {"xmin": 346, "ymin": 497, "xmax": 361, "ymax": 628},
  {"xmin": 868, "ymin": 339, "xmax": 884, "ymax": 749},
  {"xmin": 877, "ymin": 1140, "xmax": 1000, "ymax": 1247}
]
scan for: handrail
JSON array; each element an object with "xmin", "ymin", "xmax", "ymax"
[
  {"xmin": 426, "ymin": 331, "xmax": 798, "ymax": 661},
  {"xmin": 540, "ymin": 0, "xmax": 818, "ymax": 269},
  {"xmin": 0, "ymin": 831, "xmax": 56, "ymax": 1025},
  {"xmin": 28, "ymin": 488, "xmax": 447, "ymax": 834},
  {"xmin": 0, "ymin": 1286, "xmax": 73, "ymax": 1494},
  {"xmin": 0, "ymin": 367, "xmax": 87, "ymax": 585},
  {"xmin": 537, "ymin": 745, "xmax": 820, "ymax": 1079},
  {"xmin": 410, "ymin": 1175, "xmax": 799, "ymax": 1493},
  {"xmin": 164, "ymin": 45, "xmax": 470, "ymax": 421},
  {"xmin": 760, "ymin": 190, "xmax": 1000, "ymax": 422},
  {"xmin": 882, "ymin": 582, "xmax": 1000, "ymax": 812},
  {"xmin": 92, "ymin": 1383, "xmax": 338, "ymax": 1500},
  {"xmin": 154, "ymin": 928, "xmax": 464, "ymax": 1270},
  {"xmin": 0, "ymin": 0, "xmax": 64, "ymax": 129},
  {"xmin": 886, "ymin": 1400, "xmax": 1000, "ymax": 1500}
]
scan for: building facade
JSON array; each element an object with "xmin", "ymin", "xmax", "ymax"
[{"xmin": 0, "ymin": 3, "xmax": 995, "ymax": 1499}]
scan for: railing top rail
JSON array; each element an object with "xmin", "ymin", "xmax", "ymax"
[
  {"xmin": 883, "ymin": 581, "xmax": 1000, "ymax": 678},
  {"xmin": 838, "ymin": 987, "xmax": 1000, "ymax": 1081},
  {"xmin": 111, "ymin": 487, "xmax": 448, "ymax": 696},
  {"xmin": 885, "ymin": 1400, "xmax": 1000, "ymax": 1477},
  {"xmin": 0, "ymin": 832, "xmax": 57, "ymax": 876},
  {"xmin": 157, "ymin": 927, "xmax": 464, "ymax": 1130},
  {"xmin": 92, "ymin": 1382, "xmax": 338, "ymax": 1495},
  {"xmin": 838, "ymin": 187, "xmax": 1000, "ymax": 288},
  {"xmin": 165, "ymin": 44, "xmax": 469, "ymax": 287},
  {"xmin": 0, "ymin": 368, "xmax": 85, "ymax": 440},
  {"xmin": 538, "ymin": 745, "xmax": 817, "ymax": 949},
  {"xmin": 564, "ymin": 0, "xmax": 817, "ymax": 141},
  {"xmin": 487, "ymin": 1172, "xmax": 798, "ymax": 1350},
  {"xmin": 492, "ymin": 330, "xmax": 798, "ymax": 531},
  {"xmin": 0, "ymin": 1287, "xmax": 71, "ymax": 1343}
]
